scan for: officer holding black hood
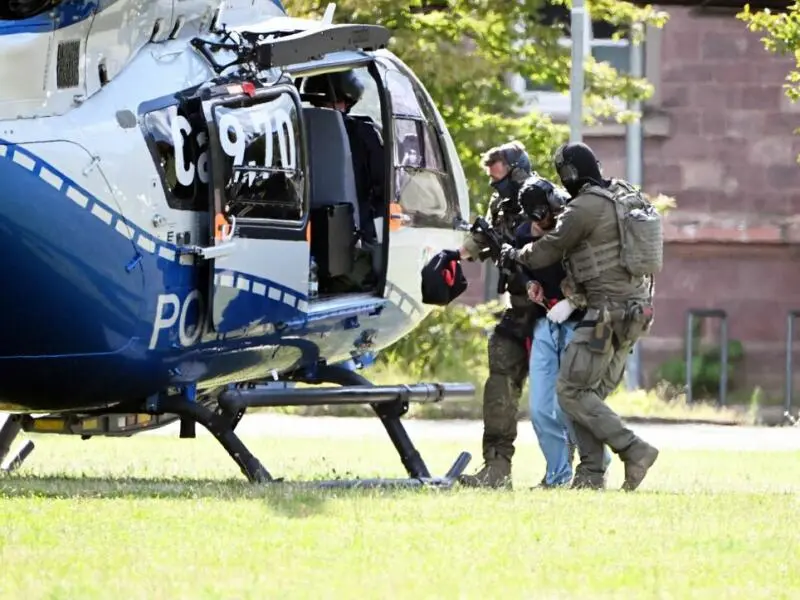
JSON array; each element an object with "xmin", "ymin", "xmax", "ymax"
[
  {"xmin": 453, "ymin": 140, "xmax": 538, "ymax": 489},
  {"xmin": 501, "ymin": 141, "xmax": 662, "ymax": 492}
]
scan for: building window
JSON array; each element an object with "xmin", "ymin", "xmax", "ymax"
[{"xmin": 509, "ymin": 3, "xmax": 642, "ymax": 119}]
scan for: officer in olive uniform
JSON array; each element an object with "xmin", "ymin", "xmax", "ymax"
[
  {"xmin": 501, "ymin": 141, "xmax": 660, "ymax": 491},
  {"xmin": 456, "ymin": 140, "xmax": 536, "ymax": 489}
]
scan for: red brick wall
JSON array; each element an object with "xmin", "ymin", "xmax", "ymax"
[
  {"xmin": 460, "ymin": 7, "xmax": 800, "ymax": 402},
  {"xmin": 639, "ymin": 7, "xmax": 800, "ymax": 401}
]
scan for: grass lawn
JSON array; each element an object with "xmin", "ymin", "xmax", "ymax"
[{"xmin": 1, "ymin": 425, "xmax": 799, "ymax": 599}]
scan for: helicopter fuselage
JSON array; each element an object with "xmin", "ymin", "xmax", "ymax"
[{"xmin": 0, "ymin": 1, "xmax": 471, "ymax": 413}]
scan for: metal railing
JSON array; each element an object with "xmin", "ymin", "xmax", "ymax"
[
  {"xmin": 685, "ymin": 309, "xmax": 728, "ymax": 406},
  {"xmin": 785, "ymin": 310, "xmax": 800, "ymax": 415}
]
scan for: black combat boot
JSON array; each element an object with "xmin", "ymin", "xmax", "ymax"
[
  {"xmin": 458, "ymin": 451, "xmax": 512, "ymax": 489},
  {"xmin": 619, "ymin": 439, "xmax": 659, "ymax": 491}
]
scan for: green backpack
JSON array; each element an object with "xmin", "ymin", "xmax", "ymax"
[{"xmin": 584, "ymin": 180, "xmax": 664, "ymax": 278}]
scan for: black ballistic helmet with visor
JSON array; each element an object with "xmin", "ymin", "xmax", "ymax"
[
  {"xmin": 483, "ymin": 140, "xmax": 532, "ymax": 198},
  {"xmin": 302, "ymin": 70, "xmax": 366, "ymax": 111},
  {"xmin": 518, "ymin": 176, "xmax": 569, "ymax": 223},
  {"xmin": 553, "ymin": 141, "xmax": 607, "ymax": 198}
]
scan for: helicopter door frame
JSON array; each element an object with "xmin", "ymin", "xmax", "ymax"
[
  {"xmin": 364, "ymin": 58, "xmax": 396, "ymax": 299},
  {"xmin": 196, "ymin": 82, "xmax": 310, "ymax": 333},
  {"xmin": 288, "ymin": 55, "xmax": 395, "ymax": 300}
]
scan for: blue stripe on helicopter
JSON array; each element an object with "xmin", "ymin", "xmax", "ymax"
[
  {"xmin": 0, "ymin": 138, "xmax": 309, "ymax": 318},
  {"xmin": 0, "ymin": 0, "xmax": 286, "ymax": 35}
]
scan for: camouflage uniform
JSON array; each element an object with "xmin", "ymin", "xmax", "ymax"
[
  {"xmin": 458, "ymin": 182, "xmax": 537, "ymax": 489},
  {"xmin": 515, "ymin": 179, "xmax": 659, "ymax": 491}
]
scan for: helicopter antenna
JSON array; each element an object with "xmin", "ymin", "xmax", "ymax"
[{"xmin": 321, "ymin": 3, "xmax": 336, "ymax": 24}]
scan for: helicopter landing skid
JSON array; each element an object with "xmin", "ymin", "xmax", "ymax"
[
  {"xmin": 0, "ymin": 366, "xmax": 475, "ymax": 488},
  {"xmin": 0, "ymin": 415, "xmax": 35, "ymax": 474},
  {"xmin": 152, "ymin": 365, "xmax": 475, "ymax": 488}
]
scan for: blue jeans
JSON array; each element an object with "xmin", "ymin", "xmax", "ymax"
[
  {"xmin": 529, "ymin": 318, "xmax": 577, "ymax": 486},
  {"xmin": 529, "ymin": 318, "xmax": 612, "ymax": 486}
]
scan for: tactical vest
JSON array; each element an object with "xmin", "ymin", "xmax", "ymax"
[{"xmin": 565, "ymin": 180, "xmax": 664, "ymax": 284}]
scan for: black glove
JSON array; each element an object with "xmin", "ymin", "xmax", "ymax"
[
  {"xmin": 499, "ymin": 243, "xmax": 519, "ymax": 268},
  {"xmin": 441, "ymin": 248, "xmax": 461, "ymax": 262}
]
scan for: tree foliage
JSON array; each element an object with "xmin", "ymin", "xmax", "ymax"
[
  {"xmin": 284, "ymin": 0, "xmax": 669, "ymax": 216},
  {"xmin": 739, "ymin": 2, "xmax": 800, "ymax": 102},
  {"xmin": 739, "ymin": 3, "xmax": 800, "ymax": 164}
]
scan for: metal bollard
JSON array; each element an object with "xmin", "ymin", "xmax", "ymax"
[
  {"xmin": 685, "ymin": 309, "xmax": 728, "ymax": 406},
  {"xmin": 785, "ymin": 311, "xmax": 800, "ymax": 414}
]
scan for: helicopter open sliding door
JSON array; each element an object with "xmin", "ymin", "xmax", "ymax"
[{"xmin": 200, "ymin": 83, "xmax": 309, "ymax": 334}]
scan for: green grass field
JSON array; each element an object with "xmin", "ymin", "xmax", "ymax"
[{"xmin": 2, "ymin": 424, "xmax": 800, "ymax": 599}]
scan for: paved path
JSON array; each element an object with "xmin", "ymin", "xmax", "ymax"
[{"xmin": 144, "ymin": 413, "xmax": 800, "ymax": 452}]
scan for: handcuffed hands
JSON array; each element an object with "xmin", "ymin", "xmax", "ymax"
[
  {"xmin": 526, "ymin": 281, "xmax": 544, "ymax": 303},
  {"xmin": 546, "ymin": 298, "xmax": 576, "ymax": 324}
]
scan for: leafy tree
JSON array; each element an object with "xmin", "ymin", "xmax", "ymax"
[
  {"xmin": 284, "ymin": 0, "xmax": 669, "ymax": 216},
  {"xmin": 738, "ymin": 2, "xmax": 800, "ymax": 160}
]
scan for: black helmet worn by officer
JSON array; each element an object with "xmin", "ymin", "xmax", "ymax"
[
  {"xmin": 487, "ymin": 141, "xmax": 533, "ymax": 199},
  {"xmin": 553, "ymin": 141, "xmax": 609, "ymax": 198},
  {"xmin": 303, "ymin": 70, "xmax": 365, "ymax": 112},
  {"xmin": 518, "ymin": 175, "xmax": 571, "ymax": 224}
]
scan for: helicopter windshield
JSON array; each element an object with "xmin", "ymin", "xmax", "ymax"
[{"xmin": 380, "ymin": 66, "xmax": 451, "ymax": 225}]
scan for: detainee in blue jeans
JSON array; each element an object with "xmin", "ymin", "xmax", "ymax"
[
  {"xmin": 529, "ymin": 313, "xmax": 577, "ymax": 487},
  {"xmin": 512, "ymin": 174, "xmax": 611, "ymax": 488},
  {"xmin": 528, "ymin": 300, "xmax": 613, "ymax": 488}
]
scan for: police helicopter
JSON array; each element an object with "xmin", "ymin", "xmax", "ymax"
[{"xmin": 0, "ymin": 0, "xmax": 478, "ymax": 487}]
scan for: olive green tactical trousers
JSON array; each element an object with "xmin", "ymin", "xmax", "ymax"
[
  {"xmin": 556, "ymin": 324, "xmax": 642, "ymax": 478},
  {"xmin": 481, "ymin": 310, "xmax": 531, "ymax": 462}
]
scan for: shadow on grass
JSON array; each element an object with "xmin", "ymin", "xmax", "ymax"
[{"xmin": 0, "ymin": 473, "xmax": 457, "ymax": 518}]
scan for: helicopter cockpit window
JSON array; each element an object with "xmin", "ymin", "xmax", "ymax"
[
  {"xmin": 213, "ymin": 91, "xmax": 304, "ymax": 222},
  {"xmin": 383, "ymin": 69, "xmax": 450, "ymax": 223}
]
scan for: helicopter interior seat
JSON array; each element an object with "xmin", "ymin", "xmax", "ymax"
[{"xmin": 302, "ymin": 106, "xmax": 362, "ymax": 285}]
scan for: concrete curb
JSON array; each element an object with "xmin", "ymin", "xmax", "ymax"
[
  {"xmin": 619, "ymin": 415, "xmax": 742, "ymax": 426},
  {"xmin": 282, "ymin": 409, "xmax": 794, "ymax": 427}
]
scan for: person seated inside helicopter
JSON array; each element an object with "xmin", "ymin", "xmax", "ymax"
[
  {"xmin": 302, "ymin": 70, "xmax": 386, "ymax": 240},
  {"xmin": 300, "ymin": 70, "xmax": 386, "ymax": 294}
]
